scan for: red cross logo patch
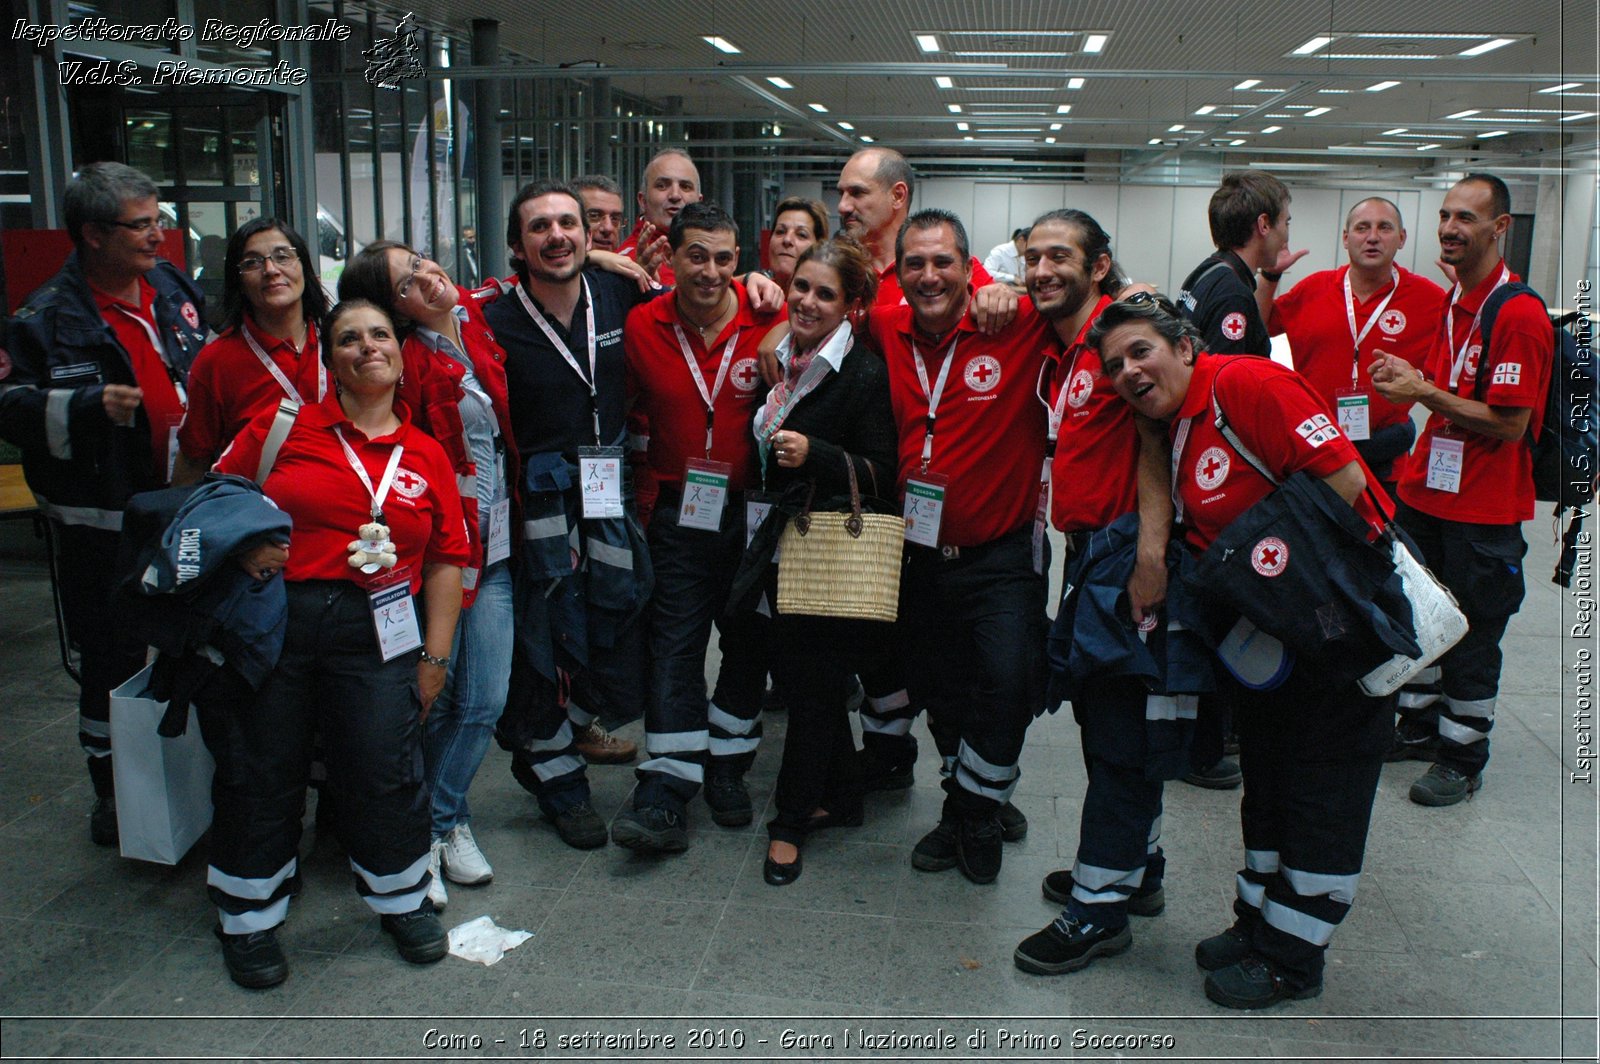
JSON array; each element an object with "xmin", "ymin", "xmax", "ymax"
[
  {"xmin": 1465, "ymin": 345, "xmax": 1482, "ymax": 378},
  {"xmin": 1195, "ymin": 446, "xmax": 1230, "ymax": 490},
  {"xmin": 730, "ymin": 357, "xmax": 761, "ymax": 393},
  {"xmin": 180, "ymin": 301, "xmax": 200, "ymax": 330},
  {"xmin": 1067, "ymin": 368, "xmax": 1095, "ymax": 409},
  {"xmin": 964, "ymin": 355, "xmax": 1002, "ymax": 393},
  {"xmin": 1251, "ymin": 536, "xmax": 1289, "ymax": 578},
  {"xmin": 1378, "ymin": 309, "xmax": 1406, "ymax": 336},
  {"xmin": 1221, "ymin": 312, "xmax": 1247, "ymax": 341},
  {"xmin": 391, "ymin": 468, "xmax": 428, "ymax": 499}
]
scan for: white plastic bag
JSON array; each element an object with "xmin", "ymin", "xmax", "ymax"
[
  {"xmin": 109, "ymin": 663, "xmax": 215, "ymax": 864},
  {"xmin": 1358, "ymin": 540, "xmax": 1469, "ymax": 697}
]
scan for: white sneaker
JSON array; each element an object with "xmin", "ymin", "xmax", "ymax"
[
  {"xmin": 426, "ymin": 839, "xmax": 449, "ymax": 910},
  {"xmin": 440, "ymin": 823, "xmax": 493, "ymax": 885}
]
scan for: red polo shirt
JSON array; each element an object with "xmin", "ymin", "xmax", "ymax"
[
  {"xmin": 1396, "ymin": 263, "xmax": 1553, "ymax": 524},
  {"xmin": 872, "ymin": 295, "xmax": 1054, "ymax": 547},
  {"xmin": 94, "ymin": 278, "xmax": 186, "ymax": 476},
  {"xmin": 1045, "ymin": 295, "xmax": 1139, "ymax": 532},
  {"xmin": 1170, "ymin": 354, "xmax": 1389, "ymax": 552},
  {"xmin": 179, "ymin": 317, "xmax": 324, "ymax": 462},
  {"xmin": 874, "ymin": 256, "xmax": 993, "ymax": 308},
  {"xmin": 1269, "ymin": 265, "xmax": 1447, "ymax": 433},
  {"xmin": 624, "ymin": 279, "xmax": 780, "ymax": 494},
  {"xmin": 215, "ymin": 391, "xmax": 469, "ymax": 593}
]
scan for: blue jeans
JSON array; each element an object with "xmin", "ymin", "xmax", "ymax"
[{"xmin": 424, "ymin": 560, "xmax": 514, "ymax": 837}]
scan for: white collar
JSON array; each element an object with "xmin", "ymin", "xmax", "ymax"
[
  {"xmin": 413, "ymin": 303, "xmax": 470, "ymax": 354},
  {"xmin": 776, "ymin": 320, "xmax": 853, "ymax": 373}
]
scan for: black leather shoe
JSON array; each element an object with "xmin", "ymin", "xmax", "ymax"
[
  {"xmin": 1204, "ymin": 954, "xmax": 1322, "ymax": 1009},
  {"xmin": 998, "ymin": 800, "xmax": 1028, "ymax": 842},
  {"xmin": 763, "ymin": 850, "xmax": 803, "ymax": 886},
  {"xmin": 544, "ymin": 800, "xmax": 608, "ymax": 849},
  {"xmin": 956, "ymin": 813, "xmax": 1003, "ymax": 884},
  {"xmin": 1183, "ymin": 757, "xmax": 1243, "ymax": 789},
  {"xmin": 911, "ymin": 817, "xmax": 958, "ymax": 872},
  {"xmin": 1014, "ymin": 915, "xmax": 1132, "ymax": 975},
  {"xmin": 611, "ymin": 805, "xmax": 689, "ymax": 853},
  {"xmin": 857, "ymin": 748, "xmax": 915, "ymax": 792},
  {"xmin": 381, "ymin": 900, "xmax": 448, "ymax": 964},
  {"xmin": 703, "ymin": 772, "xmax": 753, "ymax": 827},
  {"xmin": 90, "ymin": 796, "xmax": 118, "ymax": 847},
  {"xmin": 1195, "ymin": 922, "xmax": 1253, "ymax": 971},
  {"xmin": 1040, "ymin": 869, "xmax": 1165, "ymax": 916},
  {"xmin": 214, "ymin": 925, "xmax": 289, "ymax": 989}
]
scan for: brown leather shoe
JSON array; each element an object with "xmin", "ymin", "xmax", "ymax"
[{"xmin": 574, "ymin": 721, "xmax": 637, "ymax": 764}]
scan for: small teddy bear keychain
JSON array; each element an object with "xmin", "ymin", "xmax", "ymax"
[{"xmin": 348, "ymin": 519, "xmax": 398, "ymax": 574}]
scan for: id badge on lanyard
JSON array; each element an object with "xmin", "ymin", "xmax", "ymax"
[
  {"xmin": 578, "ymin": 445, "xmax": 625, "ymax": 518},
  {"xmin": 1426, "ymin": 436, "xmax": 1464, "ymax": 494},
  {"xmin": 903, "ymin": 472, "xmax": 949, "ymax": 548},
  {"xmin": 1338, "ymin": 268, "xmax": 1394, "ymax": 444},
  {"xmin": 1335, "ymin": 389, "xmax": 1371, "ymax": 441},
  {"xmin": 679, "ymin": 457, "xmax": 732, "ymax": 531},
  {"xmin": 745, "ymin": 489, "xmax": 779, "ymax": 550},
  {"xmin": 367, "ymin": 566, "xmax": 423, "ymax": 661}
]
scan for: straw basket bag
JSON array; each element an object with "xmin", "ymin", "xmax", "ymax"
[{"xmin": 776, "ymin": 451, "xmax": 902, "ymax": 622}]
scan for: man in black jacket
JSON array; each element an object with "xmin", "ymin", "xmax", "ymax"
[{"xmin": 0, "ymin": 162, "xmax": 205, "ymax": 844}]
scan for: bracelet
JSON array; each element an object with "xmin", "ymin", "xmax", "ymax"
[
  {"xmin": 1259, "ymin": 269, "xmax": 1283, "ymax": 283},
  {"xmin": 419, "ymin": 650, "xmax": 451, "ymax": 668}
]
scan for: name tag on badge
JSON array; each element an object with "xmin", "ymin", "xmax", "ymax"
[
  {"xmin": 368, "ymin": 577, "xmax": 424, "ymax": 662},
  {"xmin": 578, "ymin": 446, "xmax": 625, "ymax": 519},
  {"xmin": 679, "ymin": 458, "xmax": 732, "ymax": 532},
  {"xmin": 1335, "ymin": 390, "xmax": 1371, "ymax": 442},
  {"xmin": 1426, "ymin": 436, "xmax": 1465, "ymax": 494},
  {"xmin": 486, "ymin": 498, "xmax": 512, "ymax": 565},
  {"xmin": 903, "ymin": 472, "xmax": 949, "ymax": 548}
]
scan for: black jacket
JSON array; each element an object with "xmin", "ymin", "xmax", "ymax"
[
  {"xmin": 0, "ymin": 252, "xmax": 205, "ymax": 530},
  {"xmin": 729, "ymin": 335, "xmax": 897, "ymax": 612}
]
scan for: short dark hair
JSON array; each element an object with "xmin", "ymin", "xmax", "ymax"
[
  {"xmin": 869, "ymin": 148, "xmax": 915, "ymax": 204},
  {"xmin": 505, "ymin": 180, "xmax": 587, "ymax": 281},
  {"xmin": 1459, "ymin": 172, "xmax": 1512, "ymax": 218},
  {"xmin": 222, "ymin": 217, "xmax": 328, "ymax": 334},
  {"xmin": 338, "ymin": 239, "xmax": 414, "ymax": 324},
  {"xmin": 320, "ymin": 298, "xmax": 392, "ymax": 367},
  {"xmin": 1011, "ymin": 227, "xmax": 1027, "ymax": 241},
  {"xmin": 64, "ymin": 162, "xmax": 159, "ymax": 247},
  {"xmin": 572, "ymin": 173, "xmax": 622, "ymax": 198},
  {"xmin": 1030, "ymin": 208, "xmax": 1126, "ymax": 297},
  {"xmin": 668, "ymin": 201, "xmax": 739, "ymax": 251},
  {"xmin": 1086, "ymin": 292, "xmax": 1202, "ymax": 354},
  {"xmin": 795, "ymin": 236, "xmax": 878, "ymax": 309},
  {"xmin": 895, "ymin": 208, "xmax": 969, "ymax": 264},
  {"xmin": 1208, "ymin": 170, "xmax": 1291, "ymax": 250},
  {"xmin": 772, "ymin": 196, "xmax": 830, "ymax": 241}
]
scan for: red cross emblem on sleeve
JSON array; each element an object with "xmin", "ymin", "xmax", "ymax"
[{"xmin": 1221, "ymin": 312, "xmax": 1247, "ymax": 341}]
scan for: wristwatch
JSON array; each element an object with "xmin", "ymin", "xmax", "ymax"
[{"xmin": 419, "ymin": 650, "xmax": 451, "ymax": 668}]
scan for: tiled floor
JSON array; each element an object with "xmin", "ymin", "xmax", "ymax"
[{"xmin": 0, "ymin": 515, "xmax": 1595, "ymax": 1062}]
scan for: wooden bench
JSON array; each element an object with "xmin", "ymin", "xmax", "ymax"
[{"xmin": 0, "ymin": 463, "xmax": 39, "ymax": 518}]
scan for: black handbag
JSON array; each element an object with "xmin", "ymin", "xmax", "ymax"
[{"xmin": 1181, "ymin": 377, "xmax": 1421, "ymax": 688}]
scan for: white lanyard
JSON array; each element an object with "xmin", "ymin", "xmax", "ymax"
[
  {"xmin": 911, "ymin": 334, "xmax": 958, "ymax": 471},
  {"xmin": 1169, "ymin": 417, "xmax": 1194, "ymax": 524},
  {"xmin": 1344, "ymin": 267, "xmax": 1400, "ymax": 386},
  {"xmin": 673, "ymin": 322, "xmax": 739, "ymax": 457},
  {"xmin": 334, "ymin": 428, "xmax": 405, "ymax": 521},
  {"xmin": 517, "ymin": 277, "xmax": 601, "ymax": 443},
  {"xmin": 110, "ymin": 303, "xmax": 187, "ymax": 405},
  {"xmin": 760, "ymin": 339, "xmax": 836, "ymax": 440},
  {"xmin": 243, "ymin": 322, "xmax": 324, "ymax": 405},
  {"xmin": 1446, "ymin": 265, "xmax": 1511, "ymax": 390},
  {"xmin": 1036, "ymin": 345, "xmax": 1085, "ymax": 444}
]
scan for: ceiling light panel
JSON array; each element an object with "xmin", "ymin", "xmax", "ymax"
[{"xmin": 701, "ymin": 35, "xmax": 740, "ymax": 53}]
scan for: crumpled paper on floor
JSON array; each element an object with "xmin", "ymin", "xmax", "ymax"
[{"xmin": 446, "ymin": 915, "xmax": 533, "ymax": 966}]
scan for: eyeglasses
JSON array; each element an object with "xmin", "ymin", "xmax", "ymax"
[
  {"xmin": 103, "ymin": 217, "xmax": 164, "ymax": 233},
  {"xmin": 396, "ymin": 256, "xmax": 425, "ymax": 300},
  {"xmin": 238, "ymin": 248, "xmax": 301, "ymax": 274},
  {"xmin": 585, "ymin": 208, "xmax": 624, "ymax": 227},
  {"xmin": 1120, "ymin": 290, "xmax": 1181, "ymax": 316}
]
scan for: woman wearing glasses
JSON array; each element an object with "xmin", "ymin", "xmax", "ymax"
[
  {"xmin": 338, "ymin": 240, "xmax": 523, "ymax": 909},
  {"xmin": 1093, "ymin": 293, "xmax": 1394, "ymax": 1010},
  {"xmin": 175, "ymin": 218, "xmax": 329, "ymax": 483}
]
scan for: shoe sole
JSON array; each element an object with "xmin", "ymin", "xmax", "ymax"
[
  {"xmin": 611, "ymin": 821, "xmax": 689, "ymax": 854},
  {"xmin": 389, "ymin": 937, "xmax": 448, "ymax": 965},
  {"xmin": 225, "ymin": 962, "xmax": 289, "ymax": 989},
  {"xmin": 708, "ymin": 808, "xmax": 753, "ymax": 828},
  {"xmin": 1182, "ymin": 772, "xmax": 1243, "ymax": 790},
  {"xmin": 1408, "ymin": 783, "xmax": 1480, "ymax": 807},
  {"xmin": 1040, "ymin": 878, "xmax": 1165, "ymax": 916},
  {"xmin": 442, "ymin": 867, "xmax": 493, "ymax": 886},
  {"xmin": 912, "ymin": 850, "xmax": 958, "ymax": 872},
  {"xmin": 1204, "ymin": 975, "xmax": 1322, "ymax": 1009},
  {"xmin": 1013, "ymin": 926, "xmax": 1133, "ymax": 975}
]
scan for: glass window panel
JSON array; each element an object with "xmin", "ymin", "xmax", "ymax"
[
  {"xmin": 177, "ymin": 107, "xmax": 225, "ymax": 186},
  {"xmin": 124, "ymin": 110, "xmax": 176, "ymax": 183},
  {"xmin": 191, "ymin": 0, "xmax": 277, "ymax": 66}
]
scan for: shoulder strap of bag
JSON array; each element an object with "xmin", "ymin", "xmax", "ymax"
[
  {"xmin": 1207, "ymin": 364, "xmax": 1278, "ymax": 485},
  {"xmin": 255, "ymin": 398, "xmax": 301, "ymax": 485}
]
